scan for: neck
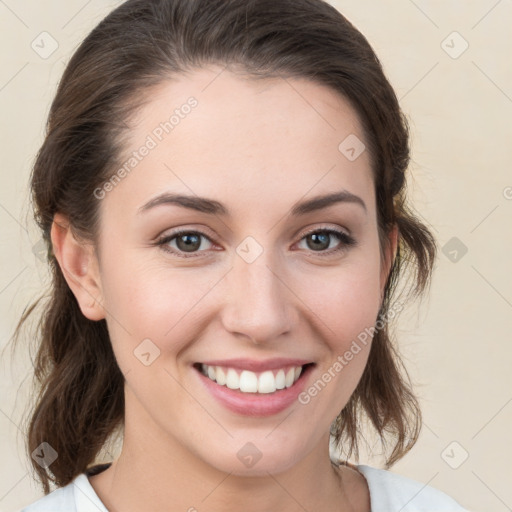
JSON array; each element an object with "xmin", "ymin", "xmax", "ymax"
[
  {"xmin": 95, "ymin": 444, "xmax": 350, "ymax": 512},
  {"xmin": 89, "ymin": 390, "xmax": 357, "ymax": 512}
]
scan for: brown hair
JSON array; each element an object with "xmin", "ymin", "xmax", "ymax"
[{"xmin": 11, "ymin": 0, "xmax": 436, "ymax": 494}]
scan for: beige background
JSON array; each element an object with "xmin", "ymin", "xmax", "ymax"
[{"xmin": 1, "ymin": 1, "xmax": 511, "ymax": 511}]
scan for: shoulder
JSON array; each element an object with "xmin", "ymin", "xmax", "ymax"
[
  {"xmin": 18, "ymin": 473, "xmax": 107, "ymax": 512},
  {"xmin": 356, "ymin": 464, "xmax": 470, "ymax": 512},
  {"xmin": 17, "ymin": 482, "xmax": 75, "ymax": 512}
]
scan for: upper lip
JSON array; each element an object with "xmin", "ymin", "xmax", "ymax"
[{"xmin": 197, "ymin": 358, "xmax": 313, "ymax": 372}]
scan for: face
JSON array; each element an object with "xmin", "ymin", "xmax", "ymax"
[{"xmin": 63, "ymin": 66, "xmax": 395, "ymax": 476}]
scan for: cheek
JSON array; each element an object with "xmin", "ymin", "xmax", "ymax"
[
  {"xmin": 99, "ymin": 253, "xmax": 221, "ymax": 362},
  {"xmin": 297, "ymin": 253, "xmax": 383, "ymax": 344},
  {"xmin": 294, "ymin": 268, "xmax": 381, "ymax": 413},
  {"xmin": 324, "ymin": 270, "xmax": 381, "ymax": 339},
  {"xmin": 294, "ymin": 250, "xmax": 382, "ymax": 394}
]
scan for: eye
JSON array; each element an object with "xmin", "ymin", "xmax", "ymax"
[
  {"xmin": 155, "ymin": 227, "xmax": 356, "ymax": 259},
  {"xmin": 296, "ymin": 228, "xmax": 356, "ymax": 256},
  {"xmin": 156, "ymin": 230, "xmax": 215, "ymax": 258}
]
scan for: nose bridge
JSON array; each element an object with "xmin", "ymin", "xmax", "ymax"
[{"xmin": 220, "ymin": 241, "xmax": 294, "ymax": 343}]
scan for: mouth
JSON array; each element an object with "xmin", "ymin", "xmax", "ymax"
[{"xmin": 193, "ymin": 362, "xmax": 315, "ymax": 395}]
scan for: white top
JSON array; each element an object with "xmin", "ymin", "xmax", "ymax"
[{"xmin": 18, "ymin": 463, "xmax": 470, "ymax": 511}]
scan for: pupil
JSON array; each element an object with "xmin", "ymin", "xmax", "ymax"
[
  {"xmin": 178, "ymin": 234, "xmax": 200, "ymax": 252},
  {"xmin": 309, "ymin": 232, "xmax": 329, "ymax": 251}
]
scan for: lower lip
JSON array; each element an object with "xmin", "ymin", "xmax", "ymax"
[{"xmin": 195, "ymin": 364, "xmax": 314, "ymax": 417}]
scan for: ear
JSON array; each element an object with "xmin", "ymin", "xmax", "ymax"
[
  {"xmin": 50, "ymin": 213, "xmax": 105, "ymax": 321},
  {"xmin": 379, "ymin": 223, "xmax": 398, "ymax": 299}
]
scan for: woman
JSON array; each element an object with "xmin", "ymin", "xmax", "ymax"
[{"xmin": 15, "ymin": 0, "xmax": 469, "ymax": 510}]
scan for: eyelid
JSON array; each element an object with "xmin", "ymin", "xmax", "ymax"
[
  {"xmin": 297, "ymin": 223, "xmax": 352, "ymax": 240},
  {"xmin": 155, "ymin": 228, "xmax": 217, "ymax": 258},
  {"xmin": 155, "ymin": 223, "xmax": 356, "ymax": 258},
  {"xmin": 294, "ymin": 225, "xmax": 356, "ymax": 255}
]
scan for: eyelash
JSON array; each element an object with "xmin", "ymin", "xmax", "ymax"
[{"xmin": 155, "ymin": 227, "xmax": 357, "ymax": 259}]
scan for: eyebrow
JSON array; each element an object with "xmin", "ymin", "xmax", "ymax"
[{"xmin": 137, "ymin": 190, "xmax": 367, "ymax": 217}]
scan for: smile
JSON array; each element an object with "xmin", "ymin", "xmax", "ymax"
[
  {"xmin": 197, "ymin": 363, "xmax": 306, "ymax": 394},
  {"xmin": 193, "ymin": 359, "xmax": 315, "ymax": 416}
]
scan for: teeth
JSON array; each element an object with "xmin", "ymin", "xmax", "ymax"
[
  {"xmin": 275, "ymin": 369, "xmax": 286, "ymax": 390},
  {"xmin": 216, "ymin": 367, "xmax": 226, "ymax": 386},
  {"xmin": 240, "ymin": 370, "xmax": 258, "ymax": 392},
  {"xmin": 201, "ymin": 364, "xmax": 306, "ymax": 394},
  {"xmin": 226, "ymin": 368, "xmax": 239, "ymax": 389},
  {"xmin": 285, "ymin": 368, "xmax": 295, "ymax": 387},
  {"xmin": 258, "ymin": 371, "xmax": 276, "ymax": 394}
]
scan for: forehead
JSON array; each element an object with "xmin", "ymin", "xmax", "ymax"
[{"xmin": 102, "ymin": 66, "xmax": 375, "ymax": 221}]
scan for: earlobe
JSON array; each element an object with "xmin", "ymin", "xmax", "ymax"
[{"xmin": 50, "ymin": 213, "xmax": 105, "ymax": 321}]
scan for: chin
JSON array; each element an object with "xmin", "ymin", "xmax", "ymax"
[{"xmin": 195, "ymin": 434, "xmax": 308, "ymax": 477}]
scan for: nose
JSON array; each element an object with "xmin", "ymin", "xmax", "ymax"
[{"xmin": 219, "ymin": 249, "xmax": 296, "ymax": 345}]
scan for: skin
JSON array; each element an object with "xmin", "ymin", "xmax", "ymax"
[{"xmin": 51, "ymin": 65, "xmax": 398, "ymax": 512}]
